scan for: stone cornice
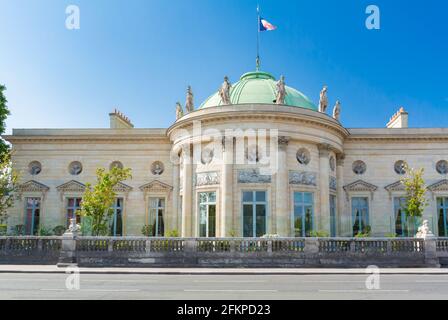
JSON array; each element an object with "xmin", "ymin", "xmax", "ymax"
[
  {"xmin": 167, "ymin": 104, "xmax": 350, "ymax": 140},
  {"xmin": 347, "ymin": 128, "xmax": 448, "ymax": 142},
  {"xmin": 343, "ymin": 180, "xmax": 378, "ymax": 200}
]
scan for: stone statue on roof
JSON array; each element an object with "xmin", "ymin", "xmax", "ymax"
[
  {"xmin": 219, "ymin": 76, "xmax": 232, "ymax": 105},
  {"xmin": 333, "ymin": 100, "xmax": 341, "ymax": 121},
  {"xmin": 318, "ymin": 86, "xmax": 328, "ymax": 113},
  {"xmin": 176, "ymin": 102, "xmax": 184, "ymax": 120},
  {"xmin": 275, "ymin": 75, "xmax": 287, "ymax": 105},
  {"xmin": 185, "ymin": 86, "xmax": 194, "ymax": 113}
]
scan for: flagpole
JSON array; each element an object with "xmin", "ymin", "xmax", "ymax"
[{"xmin": 256, "ymin": 4, "xmax": 260, "ymax": 71}]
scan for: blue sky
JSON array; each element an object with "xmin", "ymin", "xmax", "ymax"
[{"xmin": 0, "ymin": 0, "xmax": 447, "ymax": 133}]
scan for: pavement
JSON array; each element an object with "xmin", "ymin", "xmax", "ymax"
[
  {"xmin": 1, "ymin": 272, "xmax": 448, "ymax": 299},
  {"xmin": 1, "ymin": 265, "xmax": 448, "ymax": 274}
]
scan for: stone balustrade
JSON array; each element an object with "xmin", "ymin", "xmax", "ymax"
[{"xmin": 0, "ymin": 236, "xmax": 443, "ymax": 268}]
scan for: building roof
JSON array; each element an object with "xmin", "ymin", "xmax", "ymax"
[{"xmin": 199, "ymin": 70, "xmax": 317, "ymax": 111}]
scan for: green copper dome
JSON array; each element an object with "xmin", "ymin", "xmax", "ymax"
[{"xmin": 199, "ymin": 71, "xmax": 317, "ymax": 111}]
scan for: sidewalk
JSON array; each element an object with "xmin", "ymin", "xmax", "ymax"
[{"xmin": 1, "ymin": 265, "xmax": 448, "ymax": 275}]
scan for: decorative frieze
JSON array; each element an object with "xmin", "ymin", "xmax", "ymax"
[
  {"xmin": 343, "ymin": 180, "xmax": 378, "ymax": 200},
  {"xmin": 238, "ymin": 169, "xmax": 272, "ymax": 184},
  {"xmin": 384, "ymin": 180, "xmax": 405, "ymax": 199},
  {"xmin": 56, "ymin": 180, "xmax": 86, "ymax": 201},
  {"xmin": 427, "ymin": 179, "xmax": 448, "ymax": 199},
  {"xmin": 289, "ymin": 171, "xmax": 317, "ymax": 186},
  {"xmin": 195, "ymin": 172, "xmax": 220, "ymax": 186},
  {"xmin": 18, "ymin": 180, "xmax": 50, "ymax": 200}
]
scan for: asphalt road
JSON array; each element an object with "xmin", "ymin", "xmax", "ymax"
[{"xmin": 0, "ymin": 273, "xmax": 448, "ymax": 300}]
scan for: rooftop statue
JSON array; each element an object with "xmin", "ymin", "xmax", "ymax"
[
  {"xmin": 333, "ymin": 100, "xmax": 341, "ymax": 121},
  {"xmin": 219, "ymin": 76, "xmax": 232, "ymax": 105},
  {"xmin": 185, "ymin": 86, "xmax": 194, "ymax": 113},
  {"xmin": 318, "ymin": 86, "xmax": 328, "ymax": 113},
  {"xmin": 176, "ymin": 102, "xmax": 184, "ymax": 120},
  {"xmin": 275, "ymin": 75, "xmax": 287, "ymax": 105}
]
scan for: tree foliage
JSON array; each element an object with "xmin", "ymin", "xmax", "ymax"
[
  {"xmin": 79, "ymin": 167, "xmax": 132, "ymax": 236},
  {"xmin": 0, "ymin": 152, "xmax": 19, "ymax": 224},
  {"xmin": 0, "ymin": 85, "xmax": 11, "ymax": 156},
  {"xmin": 401, "ymin": 166, "xmax": 428, "ymax": 218}
]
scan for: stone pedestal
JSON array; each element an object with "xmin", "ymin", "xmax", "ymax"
[{"xmin": 57, "ymin": 231, "xmax": 78, "ymax": 267}]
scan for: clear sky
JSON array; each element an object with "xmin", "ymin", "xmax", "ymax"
[{"xmin": 0, "ymin": 0, "xmax": 447, "ymax": 133}]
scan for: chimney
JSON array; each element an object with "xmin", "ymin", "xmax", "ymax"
[
  {"xmin": 109, "ymin": 109, "xmax": 134, "ymax": 129},
  {"xmin": 386, "ymin": 107, "xmax": 408, "ymax": 129}
]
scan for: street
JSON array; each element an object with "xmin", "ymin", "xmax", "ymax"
[{"xmin": 1, "ymin": 272, "xmax": 448, "ymax": 299}]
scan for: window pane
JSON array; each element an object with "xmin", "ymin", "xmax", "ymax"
[
  {"xmin": 208, "ymin": 192, "xmax": 216, "ymax": 203},
  {"xmin": 243, "ymin": 192, "xmax": 253, "ymax": 202},
  {"xmin": 33, "ymin": 209, "xmax": 40, "ymax": 236},
  {"xmin": 68, "ymin": 198, "xmax": 75, "ymax": 207},
  {"xmin": 294, "ymin": 192, "xmax": 303, "ymax": 204},
  {"xmin": 75, "ymin": 198, "xmax": 82, "ymax": 207},
  {"xmin": 199, "ymin": 204, "xmax": 207, "ymax": 237},
  {"xmin": 255, "ymin": 204, "xmax": 266, "ymax": 237},
  {"xmin": 208, "ymin": 205, "xmax": 216, "ymax": 237},
  {"xmin": 243, "ymin": 204, "xmax": 253, "ymax": 237},
  {"xmin": 256, "ymin": 191, "xmax": 266, "ymax": 202},
  {"xmin": 157, "ymin": 209, "xmax": 164, "ymax": 236},
  {"xmin": 199, "ymin": 193, "xmax": 207, "ymax": 204},
  {"xmin": 304, "ymin": 207, "xmax": 313, "ymax": 237},
  {"xmin": 439, "ymin": 207, "xmax": 446, "ymax": 237},
  {"xmin": 159, "ymin": 199, "xmax": 165, "ymax": 208},
  {"xmin": 294, "ymin": 205, "xmax": 303, "ymax": 237},
  {"xmin": 303, "ymin": 193, "xmax": 313, "ymax": 204}
]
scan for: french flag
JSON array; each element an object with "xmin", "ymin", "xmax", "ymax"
[{"xmin": 259, "ymin": 17, "xmax": 277, "ymax": 31}]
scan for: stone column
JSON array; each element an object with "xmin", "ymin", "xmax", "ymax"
[
  {"xmin": 318, "ymin": 144, "xmax": 331, "ymax": 234},
  {"xmin": 276, "ymin": 136, "xmax": 290, "ymax": 237},
  {"xmin": 172, "ymin": 156, "xmax": 180, "ymax": 233},
  {"xmin": 181, "ymin": 145, "xmax": 193, "ymax": 237},
  {"xmin": 221, "ymin": 136, "xmax": 234, "ymax": 237},
  {"xmin": 336, "ymin": 153, "xmax": 346, "ymax": 236}
]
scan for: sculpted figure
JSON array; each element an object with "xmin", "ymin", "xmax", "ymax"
[
  {"xmin": 175, "ymin": 102, "xmax": 184, "ymax": 120},
  {"xmin": 333, "ymin": 100, "xmax": 341, "ymax": 121},
  {"xmin": 219, "ymin": 76, "xmax": 232, "ymax": 105},
  {"xmin": 416, "ymin": 220, "xmax": 434, "ymax": 239},
  {"xmin": 318, "ymin": 86, "xmax": 328, "ymax": 113},
  {"xmin": 185, "ymin": 86, "xmax": 194, "ymax": 113},
  {"xmin": 275, "ymin": 75, "xmax": 287, "ymax": 105}
]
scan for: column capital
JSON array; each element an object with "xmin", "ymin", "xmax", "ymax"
[
  {"xmin": 278, "ymin": 136, "xmax": 290, "ymax": 148},
  {"xmin": 318, "ymin": 143, "xmax": 331, "ymax": 158},
  {"xmin": 336, "ymin": 153, "xmax": 346, "ymax": 166}
]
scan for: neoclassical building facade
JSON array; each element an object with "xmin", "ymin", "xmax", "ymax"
[{"xmin": 4, "ymin": 70, "xmax": 448, "ymax": 238}]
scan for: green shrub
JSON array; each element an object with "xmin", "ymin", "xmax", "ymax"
[
  {"xmin": 38, "ymin": 226, "xmax": 53, "ymax": 236},
  {"xmin": 12, "ymin": 224, "xmax": 25, "ymax": 236},
  {"xmin": 310, "ymin": 230, "xmax": 330, "ymax": 237},
  {"xmin": 53, "ymin": 225, "xmax": 66, "ymax": 236},
  {"xmin": 141, "ymin": 225, "xmax": 154, "ymax": 237},
  {"xmin": 0, "ymin": 224, "xmax": 7, "ymax": 236},
  {"xmin": 165, "ymin": 229, "xmax": 179, "ymax": 237}
]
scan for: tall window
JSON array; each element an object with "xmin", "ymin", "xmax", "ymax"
[
  {"xmin": 149, "ymin": 198, "xmax": 165, "ymax": 236},
  {"xmin": 293, "ymin": 192, "xmax": 314, "ymax": 237},
  {"xmin": 25, "ymin": 198, "xmax": 41, "ymax": 235},
  {"xmin": 66, "ymin": 198, "xmax": 82, "ymax": 226},
  {"xmin": 198, "ymin": 192, "xmax": 216, "ymax": 237},
  {"xmin": 394, "ymin": 197, "xmax": 407, "ymax": 237},
  {"xmin": 352, "ymin": 197, "xmax": 369, "ymax": 236},
  {"xmin": 242, "ymin": 191, "xmax": 267, "ymax": 237},
  {"xmin": 330, "ymin": 195, "xmax": 337, "ymax": 237},
  {"xmin": 437, "ymin": 198, "xmax": 448, "ymax": 237},
  {"xmin": 110, "ymin": 198, "xmax": 123, "ymax": 236}
]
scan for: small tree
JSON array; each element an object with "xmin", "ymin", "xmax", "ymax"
[
  {"xmin": 0, "ymin": 152, "xmax": 19, "ymax": 227},
  {"xmin": 401, "ymin": 166, "xmax": 428, "ymax": 235},
  {"xmin": 79, "ymin": 167, "xmax": 132, "ymax": 236},
  {"xmin": 0, "ymin": 85, "xmax": 11, "ymax": 157}
]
